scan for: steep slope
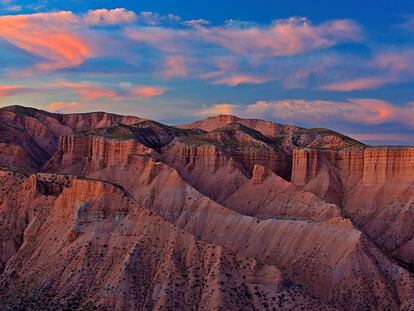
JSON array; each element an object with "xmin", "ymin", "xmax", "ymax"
[
  {"xmin": 0, "ymin": 169, "xmax": 335, "ymax": 310},
  {"xmin": 45, "ymin": 135, "xmax": 414, "ymax": 311},
  {"xmin": 224, "ymin": 165, "xmax": 341, "ymax": 221}
]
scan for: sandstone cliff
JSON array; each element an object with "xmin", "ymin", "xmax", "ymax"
[{"xmin": 292, "ymin": 147, "xmax": 414, "ymax": 265}]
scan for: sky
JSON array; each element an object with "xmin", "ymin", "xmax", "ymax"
[{"xmin": 0, "ymin": 0, "xmax": 413, "ymax": 145}]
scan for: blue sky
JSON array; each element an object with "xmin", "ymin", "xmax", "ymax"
[{"xmin": 0, "ymin": 0, "xmax": 413, "ymax": 145}]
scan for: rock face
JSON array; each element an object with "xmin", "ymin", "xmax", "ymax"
[
  {"xmin": 1, "ymin": 106, "xmax": 414, "ymax": 311},
  {"xmin": 0, "ymin": 105, "xmax": 142, "ymax": 169},
  {"xmin": 292, "ymin": 147, "xmax": 414, "ymax": 189},
  {"xmin": 291, "ymin": 147, "xmax": 414, "ymax": 266},
  {"xmin": 44, "ymin": 135, "xmax": 158, "ymax": 174}
]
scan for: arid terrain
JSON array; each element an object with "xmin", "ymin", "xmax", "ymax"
[{"xmin": 0, "ymin": 105, "xmax": 413, "ymax": 311}]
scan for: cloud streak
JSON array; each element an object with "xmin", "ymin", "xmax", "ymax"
[
  {"xmin": 213, "ymin": 74, "xmax": 272, "ymax": 86},
  {"xmin": 320, "ymin": 77, "xmax": 394, "ymax": 91},
  {"xmin": 199, "ymin": 17, "xmax": 362, "ymax": 58},
  {"xmin": 0, "ymin": 11, "xmax": 93, "ymax": 73},
  {"xmin": 47, "ymin": 101, "xmax": 80, "ymax": 113},
  {"xmin": 0, "ymin": 85, "xmax": 25, "ymax": 97},
  {"xmin": 200, "ymin": 99, "xmax": 414, "ymax": 127},
  {"xmin": 55, "ymin": 81, "xmax": 165, "ymax": 100}
]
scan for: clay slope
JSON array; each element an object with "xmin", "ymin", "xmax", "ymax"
[
  {"xmin": 0, "ymin": 169, "xmax": 335, "ymax": 311},
  {"xmin": 292, "ymin": 147, "xmax": 414, "ymax": 266},
  {"xmin": 45, "ymin": 133, "xmax": 414, "ymax": 311},
  {"xmin": 0, "ymin": 105, "xmax": 142, "ymax": 169}
]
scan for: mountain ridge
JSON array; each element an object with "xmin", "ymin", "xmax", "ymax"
[{"xmin": 0, "ymin": 105, "xmax": 413, "ymax": 310}]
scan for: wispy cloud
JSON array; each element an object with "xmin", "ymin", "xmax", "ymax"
[
  {"xmin": 0, "ymin": 85, "xmax": 26, "ymax": 97},
  {"xmin": 126, "ymin": 16, "xmax": 362, "ymax": 83},
  {"xmin": 345, "ymin": 133, "xmax": 412, "ymax": 143},
  {"xmin": 213, "ymin": 74, "xmax": 272, "ymax": 86},
  {"xmin": 200, "ymin": 99, "xmax": 414, "ymax": 127},
  {"xmin": 47, "ymin": 101, "xmax": 80, "ymax": 113},
  {"xmin": 199, "ymin": 103, "xmax": 237, "ymax": 116},
  {"xmin": 54, "ymin": 81, "xmax": 165, "ymax": 100},
  {"xmin": 128, "ymin": 16, "xmax": 362, "ymax": 58},
  {"xmin": 320, "ymin": 77, "xmax": 394, "ymax": 91},
  {"xmin": 0, "ymin": 80, "xmax": 166, "ymax": 101},
  {"xmin": 376, "ymin": 49, "xmax": 414, "ymax": 75},
  {"xmin": 199, "ymin": 17, "xmax": 362, "ymax": 58},
  {"xmin": 136, "ymin": 11, "xmax": 181, "ymax": 26},
  {"xmin": 162, "ymin": 56, "xmax": 188, "ymax": 78},
  {"xmin": 0, "ymin": 11, "xmax": 93, "ymax": 73}
]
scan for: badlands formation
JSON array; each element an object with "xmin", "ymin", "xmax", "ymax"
[{"xmin": 0, "ymin": 105, "xmax": 414, "ymax": 310}]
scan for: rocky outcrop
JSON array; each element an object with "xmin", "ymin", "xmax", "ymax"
[{"xmin": 22, "ymin": 173, "xmax": 73, "ymax": 196}]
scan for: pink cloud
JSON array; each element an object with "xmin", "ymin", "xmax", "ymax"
[
  {"xmin": 198, "ymin": 57, "xmax": 239, "ymax": 80},
  {"xmin": 47, "ymin": 101, "xmax": 80, "ymax": 113},
  {"xmin": 320, "ymin": 77, "xmax": 393, "ymax": 91},
  {"xmin": 200, "ymin": 17, "xmax": 362, "ymax": 58},
  {"xmin": 57, "ymin": 81, "xmax": 118, "ymax": 100},
  {"xmin": 84, "ymin": 8, "xmax": 137, "ymax": 25},
  {"xmin": 0, "ymin": 85, "xmax": 25, "ymax": 97},
  {"xmin": 129, "ymin": 86, "xmax": 165, "ymax": 97},
  {"xmin": 55, "ymin": 81, "xmax": 165, "ymax": 100},
  {"xmin": 0, "ymin": 11, "xmax": 93, "ymax": 72},
  {"xmin": 200, "ymin": 99, "xmax": 413, "ymax": 127},
  {"xmin": 162, "ymin": 56, "xmax": 188, "ymax": 78},
  {"xmin": 244, "ymin": 99, "xmax": 397, "ymax": 124},
  {"xmin": 376, "ymin": 49, "xmax": 414, "ymax": 75},
  {"xmin": 127, "ymin": 17, "xmax": 362, "ymax": 59},
  {"xmin": 126, "ymin": 27, "xmax": 189, "ymax": 53},
  {"xmin": 214, "ymin": 74, "xmax": 271, "ymax": 86},
  {"xmin": 199, "ymin": 103, "xmax": 237, "ymax": 116}
]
